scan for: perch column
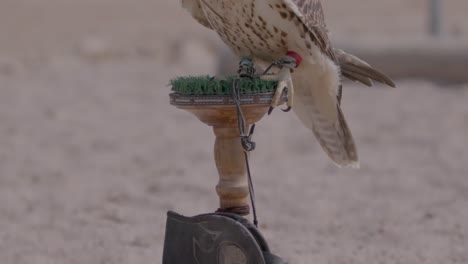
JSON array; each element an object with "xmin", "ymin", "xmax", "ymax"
[{"xmin": 213, "ymin": 125, "xmax": 250, "ymax": 213}]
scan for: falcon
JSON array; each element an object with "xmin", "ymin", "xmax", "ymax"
[{"xmin": 181, "ymin": 0, "xmax": 395, "ymax": 167}]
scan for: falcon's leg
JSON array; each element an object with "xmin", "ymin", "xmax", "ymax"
[
  {"xmin": 261, "ymin": 67, "xmax": 293, "ymax": 113},
  {"xmin": 261, "ymin": 53, "xmax": 299, "ymax": 113},
  {"xmin": 237, "ymin": 58, "xmax": 256, "ymax": 78}
]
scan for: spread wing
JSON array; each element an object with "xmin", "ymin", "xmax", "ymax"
[
  {"xmin": 181, "ymin": 0, "xmax": 213, "ymax": 29},
  {"xmin": 282, "ymin": 0, "xmax": 337, "ymax": 63}
]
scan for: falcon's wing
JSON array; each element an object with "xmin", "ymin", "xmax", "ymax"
[
  {"xmin": 181, "ymin": 0, "xmax": 213, "ymax": 29},
  {"xmin": 281, "ymin": 0, "xmax": 396, "ymax": 100},
  {"xmin": 282, "ymin": 0, "xmax": 337, "ymax": 63},
  {"xmin": 334, "ymin": 48, "xmax": 396, "ymax": 88}
]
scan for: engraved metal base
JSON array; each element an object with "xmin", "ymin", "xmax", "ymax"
[{"xmin": 162, "ymin": 211, "xmax": 287, "ymax": 264}]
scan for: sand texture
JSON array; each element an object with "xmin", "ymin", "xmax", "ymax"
[{"xmin": 0, "ymin": 0, "xmax": 467, "ymax": 263}]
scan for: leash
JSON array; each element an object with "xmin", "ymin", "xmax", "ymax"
[
  {"xmin": 232, "ymin": 77, "xmax": 259, "ymax": 227},
  {"xmin": 232, "ymin": 53, "xmax": 300, "ymax": 228}
]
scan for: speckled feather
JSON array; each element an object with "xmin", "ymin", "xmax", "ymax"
[
  {"xmin": 182, "ymin": 0, "xmax": 335, "ymax": 63},
  {"xmin": 284, "ymin": 0, "xmax": 337, "ymax": 62},
  {"xmin": 181, "ymin": 0, "xmax": 395, "ymax": 89}
]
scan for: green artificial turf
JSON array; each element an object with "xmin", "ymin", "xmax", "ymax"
[{"xmin": 170, "ymin": 76, "xmax": 277, "ymax": 96}]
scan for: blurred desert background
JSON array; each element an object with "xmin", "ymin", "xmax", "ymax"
[{"xmin": 1, "ymin": 0, "xmax": 467, "ymax": 263}]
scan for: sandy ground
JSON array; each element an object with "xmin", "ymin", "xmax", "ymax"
[{"xmin": 0, "ymin": 0, "xmax": 468, "ymax": 263}]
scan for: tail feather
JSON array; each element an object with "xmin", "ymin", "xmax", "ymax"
[
  {"xmin": 296, "ymin": 102, "xmax": 359, "ymax": 168},
  {"xmin": 292, "ymin": 59, "xmax": 359, "ymax": 168},
  {"xmin": 293, "ymin": 91, "xmax": 359, "ymax": 168}
]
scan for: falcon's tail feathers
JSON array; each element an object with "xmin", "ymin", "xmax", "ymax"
[
  {"xmin": 309, "ymin": 105, "xmax": 359, "ymax": 168},
  {"xmin": 293, "ymin": 92, "xmax": 359, "ymax": 168},
  {"xmin": 292, "ymin": 59, "xmax": 359, "ymax": 168}
]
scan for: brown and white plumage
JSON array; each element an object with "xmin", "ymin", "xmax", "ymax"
[{"xmin": 182, "ymin": 0, "xmax": 395, "ymax": 167}]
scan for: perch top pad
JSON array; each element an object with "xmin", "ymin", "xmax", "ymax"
[{"xmin": 170, "ymin": 76, "xmax": 277, "ymax": 96}]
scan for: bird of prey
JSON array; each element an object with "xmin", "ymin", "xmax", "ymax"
[{"xmin": 181, "ymin": 0, "xmax": 395, "ymax": 167}]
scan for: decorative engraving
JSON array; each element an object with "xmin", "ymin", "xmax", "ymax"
[
  {"xmin": 218, "ymin": 242, "xmax": 248, "ymax": 264},
  {"xmin": 169, "ymin": 91, "xmax": 287, "ymax": 106}
]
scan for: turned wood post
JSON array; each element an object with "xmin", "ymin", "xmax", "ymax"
[{"xmin": 213, "ymin": 125, "xmax": 249, "ymax": 210}]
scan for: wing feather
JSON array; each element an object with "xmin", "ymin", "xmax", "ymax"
[
  {"xmin": 282, "ymin": 0, "xmax": 337, "ymax": 63},
  {"xmin": 334, "ymin": 48, "xmax": 396, "ymax": 87},
  {"xmin": 281, "ymin": 0, "xmax": 344, "ymax": 102},
  {"xmin": 181, "ymin": 0, "xmax": 213, "ymax": 29}
]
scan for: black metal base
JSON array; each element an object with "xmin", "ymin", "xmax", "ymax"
[{"xmin": 162, "ymin": 211, "xmax": 287, "ymax": 264}]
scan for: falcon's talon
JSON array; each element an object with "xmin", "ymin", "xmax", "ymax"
[
  {"xmin": 282, "ymin": 106, "xmax": 292, "ymax": 112},
  {"xmin": 268, "ymin": 106, "xmax": 274, "ymax": 115},
  {"xmin": 260, "ymin": 56, "xmax": 296, "ymax": 112}
]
